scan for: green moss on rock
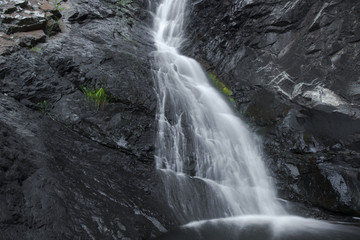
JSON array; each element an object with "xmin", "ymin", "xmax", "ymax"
[
  {"xmin": 209, "ymin": 73, "xmax": 233, "ymax": 97},
  {"xmin": 208, "ymin": 72, "xmax": 235, "ymax": 107}
]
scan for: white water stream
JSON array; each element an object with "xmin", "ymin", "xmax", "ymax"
[
  {"xmin": 151, "ymin": 2, "xmax": 360, "ymax": 239},
  {"xmin": 152, "ymin": 0, "xmax": 283, "ymax": 221}
]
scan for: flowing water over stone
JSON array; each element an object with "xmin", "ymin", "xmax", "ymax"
[
  {"xmin": 152, "ymin": 0, "xmax": 283, "ymax": 221},
  {"xmin": 151, "ymin": 0, "xmax": 360, "ymax": 238}
]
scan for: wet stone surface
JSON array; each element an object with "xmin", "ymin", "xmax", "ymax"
[
  {"xmin": 184, "ymin": 0, "xmax": 360, "ymax": 217},
  {"xmin": 0, "ymin": 0, "xmax": 63, "ymax": 55},
  {"xmin": 0, "ymin": 0, "xmax": 178, "ymax": 239},
  {"xmin": 1, "ymin": 0, "xmax": 360, "ymax": 239}
]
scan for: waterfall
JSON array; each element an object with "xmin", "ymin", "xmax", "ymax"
[
  {"xmin": 152, "ymin": 0, "xmax": 284, "ymax": 222},
  {"xmin": 150, "ymin": 1, "xmax": 360, "ymax": 239}
]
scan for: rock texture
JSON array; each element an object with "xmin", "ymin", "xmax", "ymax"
[
  {"xmin": 184, "ymin": 0, "xmax": 360, "ymax": 216},
  {"xmin": 0, "ymin": 0, "xmax": 63, "ymax": 55},
  {"xmin": 1, "ymin": 0, "xmax": 360, "ymax": 239},
  {"xmin": 1, "ymin": 0, "xmax": 178, "ymax": 239}
]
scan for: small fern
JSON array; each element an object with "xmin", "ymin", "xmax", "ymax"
[
  {"xmin": 81, "ymin": 86, "xmax": 108, "ymax": 110},
  {"xmin": 37, "ymin": 100, "xmax": 49, "ymax": 113}
]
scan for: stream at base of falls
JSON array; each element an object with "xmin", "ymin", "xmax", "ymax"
[
  {"xmin": 156, "ymin": 215, "xmax": 360, "ymax": 240},
  {"xmin": 151, "ymin": 0, "xmax": 360, "ymax": 238}
]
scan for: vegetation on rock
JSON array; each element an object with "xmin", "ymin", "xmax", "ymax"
[
  {"xmin": 208, "ymin": 72, "xmax": 235, "ymax": 104},
  {"xmin": 81, "ymin": 86, "xmax": 108, "ymax": 110},
  {"xmin": 37, "ymin": 100, "xmax": 49, "ymax": 114}
]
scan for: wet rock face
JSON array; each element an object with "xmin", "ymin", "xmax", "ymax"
[
  {"xmin": 1, "ymin": 0, "xmax": 178, "ymax": 239},
  {"xmin": 184, "ymin": 0, "xmax": 360, "ymax": 216},
  {"xmin": 1, "ymin": 0, "xmax": 359, "ymax": 238},
  {"xmin": 0, "ymin": 94, "xmax": 175, "ymax": 239},
  {"xmin": 0, "ymin": 0, "xmax": 63, "ymax": 55}
]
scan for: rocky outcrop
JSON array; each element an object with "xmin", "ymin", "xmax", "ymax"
[
  {"xmin": 0, "ymin": 0, "xmax": 64, "ymax": 55},
  {"xmin": 184, "ymin": 0, "xmax": 360, "ymax": 216},
  {"xmin": 1, "ymin": 0, "xmax": 359, "ymax": 238},
  {"xmin": 1, "ymin": 0, "xmax": 178, "ymax": 239}
]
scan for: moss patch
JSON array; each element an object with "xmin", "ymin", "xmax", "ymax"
[{"xmin": 208, "ymin": 72, "xmax": 235, "ymax": 105}]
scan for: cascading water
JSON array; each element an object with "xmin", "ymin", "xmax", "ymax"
[
  {"xmin": 151, "ymin": 0, "xmax": 360, "ymax": 239},
  {"xmin": 152, "ymin": 0, "xmax": 283, "ymax": 221}
]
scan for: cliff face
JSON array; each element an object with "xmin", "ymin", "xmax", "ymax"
[
  {"xmin": 1, "ymin": 0, "xmax": 359, "ymax": 239},
  {"xmin": 185, "ymin": 0, "xmax": 360, "ymax": 216},
  {"xmin": 1, "ymin": 0, "xmax": 177, "ymax": 239}
]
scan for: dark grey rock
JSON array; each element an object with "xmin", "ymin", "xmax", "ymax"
[
  {"xmin": 184, "ymin": 0, "xmax": 360, "ymax": 216},
  {"xmin": 1, "ymin": 0, "xmax": 360, "ymax": 238},
  {"xmin": 0, "ymin": 0, "xmax": 64, "ymax": 54},
  {"xmin": 0, "ymin": 0, "xmax": 178, "ymax": 239}
]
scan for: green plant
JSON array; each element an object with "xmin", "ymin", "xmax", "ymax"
[
  {"xmin": 37, "ymin": 100, "xmax": 49, "ymax": 113},
  {"xmin": 31, "ymin": 47, "xmax": 41, "ymax": 52},
  {"xmin": 81, "ymin": 86, "xmax": 108, "ymax": 110},
  {"xmin": 46, "ymin": 1, "xmax": 64, "ymax": 36},
  {"xmin": 53, "ymin": 0, "xmax": 64, "ymax": 12}
]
